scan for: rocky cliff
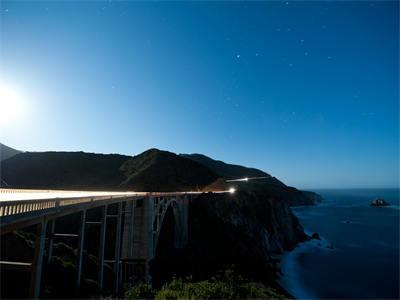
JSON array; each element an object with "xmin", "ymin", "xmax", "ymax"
[{"xmin": 151, "ymin": 182, "xmax": 307, "ymax": 288}]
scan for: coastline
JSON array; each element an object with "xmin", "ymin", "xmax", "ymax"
[
  {"xmin": 278, "ymin": 230, "xmax": 334, "ymax": 299},
  {"xmin": 279, "ymin": 188, "xmax": 399, "ymax": 299}
]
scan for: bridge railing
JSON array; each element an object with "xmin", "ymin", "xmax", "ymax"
[
  {"xmin": 0, "ymin": 188, "xmax": 55, "ymax": 194},
  {"xmin": 0, "ymin": 195, "xmax": 136, "ymax": 218},
  {"xmin": 0, "ymin": 199, "xmax": 57, "ymax": 217},
  {"xmin": 0, "ymin": 190, "xmax": 204, "ymax": 218}
]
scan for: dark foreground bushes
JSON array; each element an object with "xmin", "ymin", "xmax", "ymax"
[{"xmin": 125, "ymin": 270, "xmax": 287, "ymax": 300}]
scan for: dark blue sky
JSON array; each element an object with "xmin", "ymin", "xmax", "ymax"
[{"xmin": 1, "ymin": 1, "xmax": 398, "ymax": 188}]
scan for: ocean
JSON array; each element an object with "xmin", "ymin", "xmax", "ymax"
[{"xmin": 279, "ymin": 188, "xmax": 399, "ymax": 299}]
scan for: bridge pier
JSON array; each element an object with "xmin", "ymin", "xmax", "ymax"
[
  {"xmin": 146, "ymin": 196, "xmax": 155, "ymax": 284},
  {"xmin": 29, "ymin": 220, "xmax": 48, "ymax": 299},
  {"xmin": 98, "ymin": 205, "xmax": 107, "ymax": 289},
  {"xmin": 75, "ymin": 209, "xmax": 87, "ymax": 290},
  {"xmin": 121, "ymin": 200, "xmax": 135, "ymax": 259},
  {"xmin": 114, "ymin": 202, "xmax": 123, "ymax": 295},
  {"xmin": 131, "ymin": 198, "xmax": 149, "ymax": 284},
  {"xmin": 47, "ymin": 220, "xmax": 56, "ymax": 264}
]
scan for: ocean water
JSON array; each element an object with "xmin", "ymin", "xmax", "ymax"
[{"xmin": 279, "ymin": 188, "xmax": 399, "ymax": 299}]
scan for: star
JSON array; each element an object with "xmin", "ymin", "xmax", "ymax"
[{"xmin": 236, "ymin": 54, "xmax": 241, "ymax": 59}]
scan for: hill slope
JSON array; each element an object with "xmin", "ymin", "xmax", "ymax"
[
  {"xmin": 182, "ymin": 153, "xmax": 320, "ymax": 205},
  {"xmin": 0, "ymin": 151, "xmax": 130, "ymax": 190},
  {"xmin": 181, "ymin": 153, "xmax": 269, "ymax": 179},
  {"xmin": 0, "ymin": 147, "xmax": 322, "ymax": 204},
  {"xmin": 0, "ymin": 149, "xmax": 219, "ymax": 192},
  {"xmin": 120, "ymin": 149, "xmax": 219, "ymax": 191},
  {"xmin": 0, "ymin": 143, "xmax": 21, "ymax": 161}
]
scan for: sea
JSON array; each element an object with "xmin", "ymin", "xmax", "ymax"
[{"xmin": 279, "ymin": 188, "xmax": 399, "ymax": 299}]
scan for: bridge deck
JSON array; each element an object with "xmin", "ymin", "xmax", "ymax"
[{"xmin": 0, "ymin": 188, "xmax": 227, "ymax": 234}]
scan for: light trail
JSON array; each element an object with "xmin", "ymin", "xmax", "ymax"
[
  {"xmin": 0, "ymin": 188, "xmax": 233, "ymax": 202},
  {"xmin": 225, "ymin": 176, "xmax": 268, "ymax": 182}
]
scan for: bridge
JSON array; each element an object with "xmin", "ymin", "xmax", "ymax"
[{"xmin": 0, "ymin": 188, "xmax": 231, "ymax": 299}]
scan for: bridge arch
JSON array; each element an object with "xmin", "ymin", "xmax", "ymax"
[{"xmin": 153, "ymin": 198, "xmax": 185, "ymax": 256}]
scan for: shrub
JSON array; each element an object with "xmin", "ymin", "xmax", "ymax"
[{"xmin": 125, "ymin": 270, "xmax": 287, "ymax": 300}]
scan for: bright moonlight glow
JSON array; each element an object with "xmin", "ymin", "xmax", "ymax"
[{"xmin": 0, "ymin": 84, "xmax": 24, "ymax": 127}]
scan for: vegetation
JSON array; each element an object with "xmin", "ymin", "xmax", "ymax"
[
  {"xmin": 0, "ymin": 142, "xmax": 21, "ymax": 162},
  {"xmin": 0, "ymin": 148, "xmax": 218, "ymax": 192},
  {"xmin": 120, "ymin": 149, "xmax": 219, "ymax": 191},
  {"xmin": 125, "ymin": 270, "xmax": 287, "ymax": 300},
  {"xmin": 181, "ymin": 153, "xmax": 269, "ymax": 180},
  {"xmin": 0, "ymin": 144, "xmax": 321, "ymax": 204},
  {"xmin": 1, "ymin": 151, "xmax": 129, "ymax": 189}
]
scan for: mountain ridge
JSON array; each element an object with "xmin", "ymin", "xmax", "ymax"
[
  {"xmin": 0, "ymin": 143, "xmax": 321, "ymax": 205},
  {"xmin": 0, "ymin": 143, "xmax": 21, "ymax": 162}
]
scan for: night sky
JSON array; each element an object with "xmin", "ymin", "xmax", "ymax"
[{"xmin": 0, "ymin": 1, "xmax": 398, "ymax": 188}]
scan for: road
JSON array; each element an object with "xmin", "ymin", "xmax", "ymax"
[
  {"xmin": 0, "ymin": 188, "xmax": 232, "ymax": 202},
  {"xmin": 0, "ymin": 189, "xmax": 144, "ymax": 201}
]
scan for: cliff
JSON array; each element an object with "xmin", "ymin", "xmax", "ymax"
[{"xmin": 151, "ymin": 182, "xmax": 307, "ymax": 287}]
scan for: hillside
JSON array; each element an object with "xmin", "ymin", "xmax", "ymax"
[
  {"xmin": 182, "ymin": 153, "xmax": 320, "ymax": 206},
  {"xmin": 0, "ymin": 145, "xmax": 321, "ymax": 204},
  {"xmin": 181, "ymin": 153, "xmax": 269, "ymax": 179},
  {"xmin": 0, "ymin": 151, "xmax": 130, "ymax": 190},
  {"xmin": 0, "ymin": 143, "xmax": 21, "ymax": 162},
  {"xmin": 0, "ymin": 148, "xmax": 219, "ymax": 192},
  {"xmin": 120, "ymin": 149, "xmax": 219, "ymax": 191}
]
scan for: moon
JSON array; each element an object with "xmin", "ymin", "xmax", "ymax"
[{"xmin": 0, "ymin": 83, "xmax": 24, "ymax": 127}]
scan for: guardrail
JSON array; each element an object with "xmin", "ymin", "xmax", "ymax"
[
  {"xmin": 0, "ymin": 190, "xmax": 210, "ymax": 219},
  {"xmin": 0, "ymin": 198, "xmax": 56, "ymax": 217},
  {"xmin": 0, "ymin": 188, "xmax": 55, "ymax": 194},
  {"xmin": 0, "ymin": 188, "xmax": 224, "ymax": 219},
  {"xmin": 1, "ymin": 196, "xmax": 110, "ymax": 217}
]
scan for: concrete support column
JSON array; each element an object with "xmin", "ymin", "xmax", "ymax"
[
  {"xmin": 121, "ymin": 200, "xmax": 135, "ymax": 260},
  {"xmin": 114, "ymin": 202, "xmax": 123, "ymax": 295},
  {"xmin": 146, "ymin": 196, "xmax": 155, "ymax": 284},
  {"xmin": 129, "ymin": 200, "xmax": 135, "ymax": 258},
  {"xmin": 182, "ymin": 195, "xmax": 189, "ymax": 247},
  {"xmin": 29, "ymin": 219, "xmax": 48, "ymax": 299},
  {"xmin": 75, "ymin": 209, "xmax": 87, "ymax": 290},
  {"xmin": 47, "ymin": 219, "xmax": 56, "ymax": 263},
  {"xmin": 98, "ymin": 205, "xmax": 107, "ymax": 289}
]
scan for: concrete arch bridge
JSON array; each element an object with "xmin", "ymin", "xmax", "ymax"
[{"xmin": 0, "ymin": 188, "xmax": 228, "ymax": 299}]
